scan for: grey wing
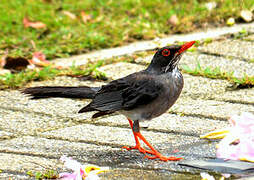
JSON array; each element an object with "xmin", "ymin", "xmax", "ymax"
[{"xmin": 78, "ymin": 74, "xmax": 162, "ymax": 114}]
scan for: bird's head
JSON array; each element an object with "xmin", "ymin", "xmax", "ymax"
[{"xmin": 148, "ymin": 41, "xmax": 195, "ymax": 73}]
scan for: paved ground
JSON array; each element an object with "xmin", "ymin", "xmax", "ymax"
[{"xmin": 0, "ymin": 24, "xmax": 254, "ymax": 179}]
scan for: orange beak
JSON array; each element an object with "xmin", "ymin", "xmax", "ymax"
[{"xmin": 178, "ymin": 41, "xmax": 196, "ymax": 54}]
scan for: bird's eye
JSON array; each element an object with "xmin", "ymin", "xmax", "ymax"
[{"xmin": 162, "ymin": 49, "xmax": 170, "ymax": 56}]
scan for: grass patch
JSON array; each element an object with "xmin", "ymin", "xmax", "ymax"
[
  {"xmin": 182, "ymin": 63, "xmax": 254, "ymax": 89},
  {"xmin": 0, "ymin": 0, "xmax": 253, "ymax": 59},
  {"xmin": 27, "ymin": 170, "xmax": 58, "ymax": 179},
  {"xmin": 0, "ymin": 61, "xmax": 107, "ymax": 89}
]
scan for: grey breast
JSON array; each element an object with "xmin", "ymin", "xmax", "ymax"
[{"xmin": 121, "ymin": 68, "xmax": 183, "ymax": 121}]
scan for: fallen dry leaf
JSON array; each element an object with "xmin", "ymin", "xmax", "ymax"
[
  {"xmin": 240, "ymin": 10, "xmax": 253, "ymax": 22},
  {"xmin": 29, "ymin": 51, "xmax": 50, "ymax": 67},
  {"xmin": 81, "ymin": 11, "xmax": 92, "ymax": 24},
  {"xmin": 2, "ymin": 57, "xmax": 30, "ymax": 71},
  {"xmin": 23, "ymin": 17, "xmax": 46, "ymax": 29},
  {"xmin": 62, "ymin": 11, "xmax": 77, "ymax": 20},
  {"xmin": 29, "ymin": 52, "xmax": 63, "ymax": 69}
]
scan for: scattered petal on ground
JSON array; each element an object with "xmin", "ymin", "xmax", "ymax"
[
  {"xmin": 59, "ymin": 155, "xmax": 109, "ymax": 180},
  {"xmin": 200, "ymin": 172, "xmax": 215, "ymax": 180},
  {"xmin": 23, "ymin": 17, "xmax": 46, "ymax": 29},
  {"xmin": 29, "ymin": 52, "xmax": 50, "ymax": 67},
  {"xmin": 216, "ymin": 112, "xmax": 254, "ymax": 162},
  {"xmin": 201, "ymin": 112, "xmax": 254, "ymax": 162}
]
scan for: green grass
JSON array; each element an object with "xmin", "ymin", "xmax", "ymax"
[
  {"xmin": 182, "ymin": 63, "xmax": 254, "ymax": 88},
  {"xmin": 27, "ymin": 170, "xmax": 58, "ymax": 179},
  {"xmin": 0, "ymin": 0, "xmax": 253, "ymax": 60},
  {"xmin": 0, "ymin": 61, "xmax": 107, "ymax": 89}
]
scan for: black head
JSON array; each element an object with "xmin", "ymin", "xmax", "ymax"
[{"xmin": 147, "ymin": 41, "xmax": 195, "ymax": 73}]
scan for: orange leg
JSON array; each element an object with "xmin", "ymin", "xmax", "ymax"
[
  {"xmin": 122, "ymin": 119, "xmax": 155, "ymax": 155},
  {"xmin": 122, "ymin": 119, "xmax": 183, "ymax": 161}
]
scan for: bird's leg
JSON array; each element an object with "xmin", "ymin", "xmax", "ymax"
[
  {"xmin": 122, "ymin": 119, "xmax": 155, "ymax": 155},
  {"xmin": 123, "ymin": 119, "xmax": 183, "ymax": 161},
  {"xmin": 135, "ymin": 131, "xmax": 183, "ymax": 161}
]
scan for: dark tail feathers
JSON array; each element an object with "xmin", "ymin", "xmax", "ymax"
[{"xmin": 22, "ymin": 86, "xmax": 100, "ymax": 99}]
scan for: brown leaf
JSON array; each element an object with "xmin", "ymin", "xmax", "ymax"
[
  {"xmin": 81, "ymin": 11, "xmax": 92, "ymax": 24},
  {"xmin": 2, "ymin": 57, "xmax": 30, "ymax": 71},
  {"xmin": 23, "ymin": 17, "xmax": 46, "ymax": 29},
  {"xmin": 62, "ymin": 11, "xmax": 77, "ymax": 20}
]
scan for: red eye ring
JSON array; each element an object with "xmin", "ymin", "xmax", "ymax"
[{"xmin": 162, "ymin": 49, "xmax": 170, "ymax": 56}]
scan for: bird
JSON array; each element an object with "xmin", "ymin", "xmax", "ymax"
[{"xmin": 23, "ymin": 41, "xmax": 195, "ymax": 161}]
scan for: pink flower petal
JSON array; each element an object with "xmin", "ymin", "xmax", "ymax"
[{"xmin": 216, "ymin": 112, "xmax": 254, "ymax": 162}]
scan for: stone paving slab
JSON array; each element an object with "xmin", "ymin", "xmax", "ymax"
[
  {"xmin": 183, "ymin": 74, "xmax": 254, "ymax": 104},
  {"xmin": 0, "ymin": 152, "xmax": 59, "ymax": 175},
  {"xmin": 0, "ymin": 130, "xmax": 14, "ymax": 140},
  {"xmin": 0, "ymin": 107, "xmax": 78, "ymax": 135},
  {"xmin": 172, "ymin": 97, "xmax": 253, "ymax": 120},
  {"xmin": 182, "ymin": 52, "xmax": 254, "ymax": 78},
  {"xmin": 197, "ymin": 39, "xmax": 254, "ymax": 60},
  {"xmin": 0, "ymin": 135, "xmax": 216, "ymax": 172},
  {"xmin": 0, "ymin": 173, "xmax": 29, "ymax": 180}
]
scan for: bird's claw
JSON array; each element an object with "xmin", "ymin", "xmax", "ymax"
[
  {"xmin": 144, "ymin": 154, "xmax": 183, "ymax": 161},
  {"xmin": 122, "ymin": 145, "xmax": 155, "ymax": 155}
]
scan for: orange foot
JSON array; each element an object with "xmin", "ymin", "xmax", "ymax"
[
  {"xmin": 144, "ymin": 153, "xmax": 183, "ymax": 161},
  {"xmin": 124, "ymin": 119, "xmax": 183, "ymax": 161},
  {"xmin": 122, "ymin": 145, "xmax": 155, "ymax": 155}
]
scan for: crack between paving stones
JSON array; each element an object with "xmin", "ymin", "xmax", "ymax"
[
  {"xmin": 205, "ymin": 98, "xmax": 254, "ymax": 106},
  {"xmin": 0, "ymin": 170, "xmax": 30, "ymax": 178},
  {"xmin": 197, "ymin": 50, "xmax": 253, "ymax": 63},
  {"xmin": 0, "ymin": 150, "xmax": 58, "ymax": 160}
]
